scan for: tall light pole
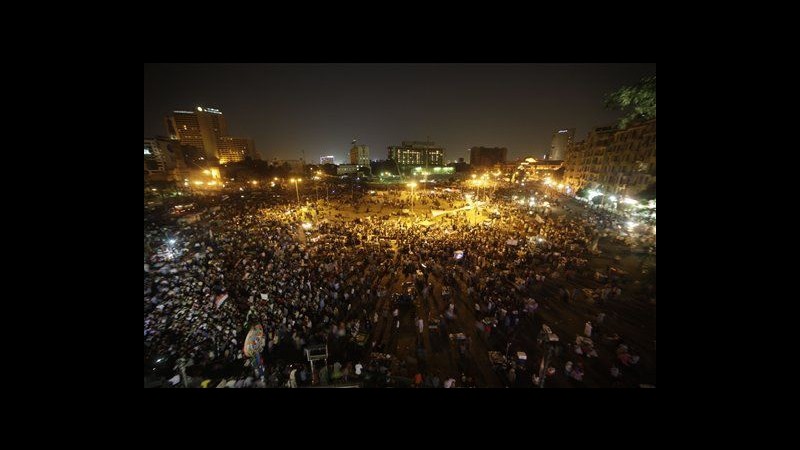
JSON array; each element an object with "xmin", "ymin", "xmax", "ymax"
[
  {"xmin": 536, "ymin": 325, "xmax": 558, "ymax": 388},
  {"xmin": 407, "ymin": 182, "xmax": 417, "ymax": 209},
  {"xmin": 290, "ymin": 178, "xmax": 302, "ymax": 203},
  {"xmin": 317, "ymin": 172, "xmax": 323, "ymax": 203}
]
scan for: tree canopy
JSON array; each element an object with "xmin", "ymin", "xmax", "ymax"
[
  {"xmin": 636, "ymin": 182, "xmax": 656, "ymax": 201},
  {"xmin": 605, "ymin": 76, "xmax": 656, "ymax": 129}
]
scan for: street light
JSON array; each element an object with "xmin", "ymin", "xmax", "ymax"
[
  {"xmin": 472, "ymin": 179, "xmax": 479, "ymax": 201},
  {"xmin": 290, "ymin": 178, "xmax": 302, "ymax": 203},
  {"xmin": 407, "ymin": 182, "xmax": 417, "ymax": 208}
]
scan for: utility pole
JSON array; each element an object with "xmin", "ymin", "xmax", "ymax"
[
  {"xmin": 175, "ymin": 357, "xmax": 188, "ymax": 388},
  {"xmin": 536, "ymin": 325, "xmax": 558, "ymax": 388}
]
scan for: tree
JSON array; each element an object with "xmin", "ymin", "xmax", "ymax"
[
  {"xmin": 605, "ymin": 76, "xmax": 656, "ymax": 129},
  {"xmin": 637, "ymin": 182, "xmax": 656, "ymax": 201}
]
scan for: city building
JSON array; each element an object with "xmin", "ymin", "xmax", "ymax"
[
  {"xmin": 144, "ymin": 137, "xmax": 190, "ymax": 182},
  {"xmin": 563, "ymin": 120, "xmax": 656, "ymax": 199},
  {"xmin": 549, "ymin": 128, "xmax": 575, "ymax": 161},
  {"xmin": 349, "ymin": 144, "xmax": 370, "ymax": 167},
  {"xmin": 320, "ymin": 155, "xmax": 335, "ymax": 165},
  {"xmin": 164, "ymin": 107, "xmax": 226, "ymax": 160},
  {"xmin": 517, "ymin": 158, "xmax": 563, "ymax": 182},
  {"xmin": 164, "ymin": 107, "xmax": 257, "ymax": 164},
  {"xmin": 469, "ymin": 147, "xmax": 508, "ymax": 167},
  {"xmin": 447, "ymin": 160, "xmax": 470, "ymax": 174},
  {"xmin": 217, "ymin": 137, "xmax": 257, "ymax": 164},
  {"xmin": 388, "ymin": 141, "xmax": 445, "ymax": 172},
  {"xmin": 336, "ymin": 164, "xmax": 360, "ymax": 175}
]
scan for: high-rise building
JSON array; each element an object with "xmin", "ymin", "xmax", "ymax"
[
  {"xmin": 320, "ymin": 155, "xmax": 335, "ymax": 165},
  {"xmin": 469, "ymin": 147, "xmax": 508, "ymax": 167},
  {"xmin": 164, "ymin": 107, "xmax": 227, "ymax": 160},
  {"xmin": 349, "ymin": 144, "xmax": 370, "ymax": 166},
  {"xmin": 217, "ymin": 137, "xmax": 257, "ymax": 164},
  {"xmin": 164, "ymin": 107, "xmax": 256, "ymax": 164},
  {"xmin": 388, "ymin": 141, "xmax": 445, "ymax": 168},
  {"xmin": 549, "ymin": 128, "xmax": 575, "ymax": 161}
]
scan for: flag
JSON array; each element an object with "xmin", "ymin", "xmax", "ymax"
[
  {"xmin": 214, "ymin": 293, "xmax": 229, "ymax": 308},
  {"xmin": 244, "ymin": 324, "xmax": 266, "ymax": 357}
]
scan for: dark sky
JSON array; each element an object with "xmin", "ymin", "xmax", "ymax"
[{"xmin": 144, "ymin": 63, "xmax": 655, "ymax": 163}]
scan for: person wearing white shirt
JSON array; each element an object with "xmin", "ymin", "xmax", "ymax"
[{"xmin": 355, "ymin": 362, "xmax": 363, "ymax": 377}]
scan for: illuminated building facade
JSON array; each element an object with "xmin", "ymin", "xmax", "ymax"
[
  {"xmin": 563, "ymin": 120, "xmax": 656, "ymax": 198},
  {"xmin": 349, "ymin": 145, "xmax": 370, "ymax": 167},
  {"xmin": 164, "ymin": 107, "xmax": 257, "ymax": 164},
  {"xmin": 388, "ymin": 141, "xmax": 445, "ymax": 170},
  {"xmin": 217, "ymin": 137, "xmax": 256, "ymax": 164},
  {"xmin": 337, "ymin": 164, "xmax": 360, "ymax": 175},
  {"xmin": 518, "ymin": 158, "xmax": 564, "ymax": 181}
]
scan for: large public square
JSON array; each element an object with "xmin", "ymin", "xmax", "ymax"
[
  {"xmin": 144, "ymin": 63, "xmax": 656, "ymax": 388},
  {"xmin": 144, "ymin": 177, "xmax": 656, "ymax": 388}
]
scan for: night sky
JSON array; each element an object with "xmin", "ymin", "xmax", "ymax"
[{"xmin": 144, "ymin": 63, "xmax": 655, "ymax": 163}]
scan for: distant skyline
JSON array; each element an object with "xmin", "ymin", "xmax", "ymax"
[{"xmin": 144, "ymin": 63, "xmax": 655, "ymax": 162}]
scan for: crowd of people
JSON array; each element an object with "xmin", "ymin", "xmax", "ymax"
[{"xmin": 145, "ymin": 181, "xmax": 655, "ymax": 388}]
